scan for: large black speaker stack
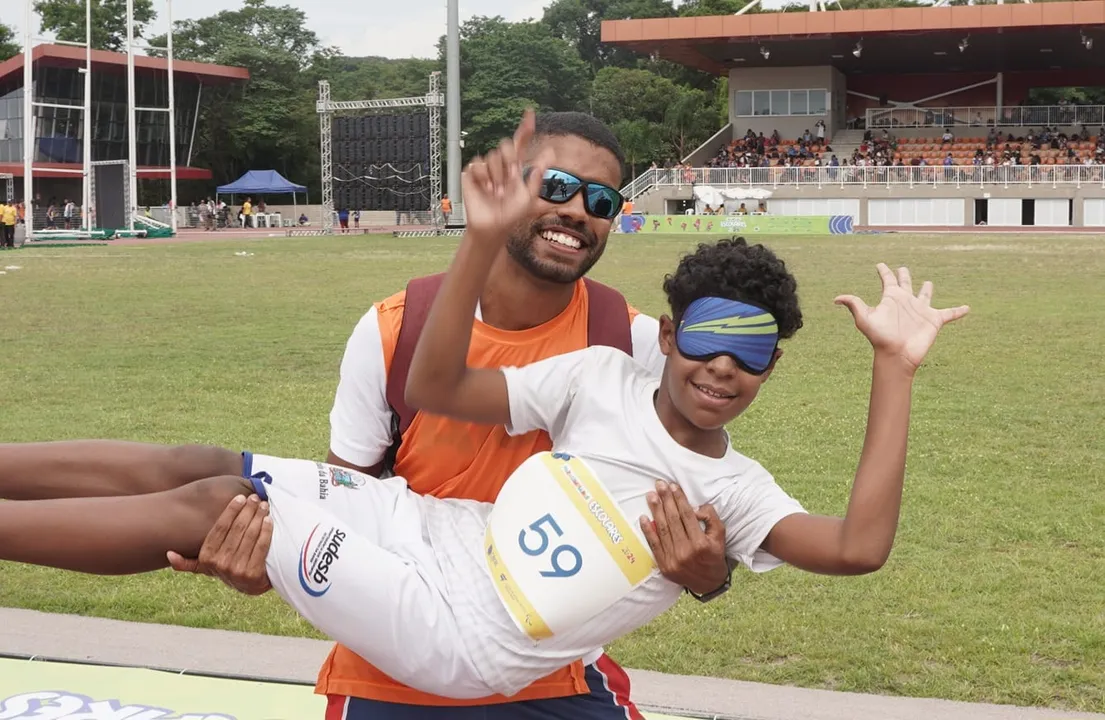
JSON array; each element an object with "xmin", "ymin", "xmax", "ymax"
[{"xmin": 332, "ymin": 113, "xmax": 431, "ymax": 212}]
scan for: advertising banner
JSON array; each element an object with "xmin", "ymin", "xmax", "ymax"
[{"xmin": 620, "ymin": 214, "xmax": 853, "ymax": 235}]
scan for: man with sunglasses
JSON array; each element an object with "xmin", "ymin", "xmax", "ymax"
[{"xmin": 166, "ymin": 111, "xmax": 733, "ymax": 720}]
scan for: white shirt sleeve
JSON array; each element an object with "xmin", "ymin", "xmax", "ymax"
[
  {"xmin": 500, "ymin": 347, "xmax": 598, "ymax": 439},
  {"xmin": 630, "ymin": 313, "xmax": 664, "ymax": 378},
  {"xmin": 714, "ymin": 464, "xmax": 807, "ymax": 573},
  {"xmin": 328, "ymin": 306, "xmax": 394, "ymax": 469}
]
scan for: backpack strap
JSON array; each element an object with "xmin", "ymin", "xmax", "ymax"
[
  {"xmin": 582, "ymin": 277, "xmax": 633, "ymax": 356},
  {"xmin": 381, "ymin": 274, "xmax": 633, "ymax": 474},
  {"xmin": 382, "ymin": 272, "xmax": 446, "ymax": 474}
]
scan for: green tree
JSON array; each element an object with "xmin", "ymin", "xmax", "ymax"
[
  {"xmin": 147, "ymin": 0, "xmax": 329, "ymax": 193},
  {"xmin": 780, "ymin": 0, "xmax": 925, "ymax": 9},
  {"xmin": 445, "ymin": 17, "xmax": 590, "ymax": 158},
  {"xmin": 34, "ymin": 0, "xmax": 156, "ymax": 51},
  {"xmin": 0, "ymin": 23, "xmax": 19, "ymax": 62},
  {"xmin": 677, "ymin": 0, "xmax": 754, "ymax": 16},
  {"xmin": 612, "ymin": 118, "xmax": 664, "ymax": 177},
  {"xmin": 1029, "ymin": 87, "xmax": 1105, "ymax": 106},
  {"xmin": 590, "ymin": 66, "xmax": 716, "ymax": 169},
  {"xmin": 590, "ymin": 66, "xmax": 674, "ymax": 126},
  {"xmin": 663, "ymin": 85, "xmax": 715, "ymax": 160},
  {"xmin": 321, "ymin": 57, "xmax": 441, "ymax": 102},
  {"xmin": 542, "ymin": 0, "xmax": 676, "ymax": 73}
]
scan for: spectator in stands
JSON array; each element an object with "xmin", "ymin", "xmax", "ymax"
[
  {"xmin": 737, "ymin": 202, "xmax": 748, "ymax": 215},
  {"xmin": 816, "ymin": 120, "xmax": 826, "ymax": 142},
  {"xmin": 942, "ymin": 128, "xmax": 954, "ymax": 144}
]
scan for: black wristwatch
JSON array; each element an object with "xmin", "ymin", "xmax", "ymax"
[{"xmin": 687, "ymin": 566, "xmax": 732, "ymax": 603}]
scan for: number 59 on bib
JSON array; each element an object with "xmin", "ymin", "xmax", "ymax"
[{"xmin": 485, "ymin": 452, "xmax": 656, "ymax": 641}]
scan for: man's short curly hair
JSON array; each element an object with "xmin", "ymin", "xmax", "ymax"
[
  {"xmin": 662, "ymin": 236, "xmax": 803, "ymax": 339},
  {"xmin": 534, "ymin": 112, "xmax": 626, "ymax": 175}
]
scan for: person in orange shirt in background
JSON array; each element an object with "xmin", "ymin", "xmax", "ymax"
[
  {"xmin": 441, "ymin": 194, "xmax": 453, "ymax": 224},
  {"xmin": 170, "ymin": 111, "xmax": 733, "ymax": 720}
]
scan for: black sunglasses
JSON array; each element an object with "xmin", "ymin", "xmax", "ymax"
[{"xmin": 523, "ymin": 167, "xmax": 624, "ymax": 220}]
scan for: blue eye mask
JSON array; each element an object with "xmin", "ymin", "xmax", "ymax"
[{"xmin": 675, "ymin": 297, "xmax": 779, "ymax": 375}]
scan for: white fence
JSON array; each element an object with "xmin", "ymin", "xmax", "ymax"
[
  {"xmin": 633, "ymin": 165, "xmax": 1105, "ymax": 192},
  {"xmin": 864, "ymin": 104, "xmax": 1105, "ymax": 130}
]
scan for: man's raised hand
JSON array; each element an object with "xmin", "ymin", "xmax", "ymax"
[
  {"xmin": 834, "ymin": 263, "xmax": 970, "ymax": 372},
  {"xmin": 461, "ymin": 109, "xmax": 552, "ymax": 243}
]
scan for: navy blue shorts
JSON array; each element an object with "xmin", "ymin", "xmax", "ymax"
[{"xmin": 326, "ymin": 655, "xmax": 643, "ymax": 720}]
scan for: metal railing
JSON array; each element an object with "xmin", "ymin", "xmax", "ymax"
[
  {"xmin": 640, "ymin": 165, "xmax": 1105, "ymax": 189},
  {"xmin": 865, "ymin": 105, "xmax": 1105, "ymax": 130}
]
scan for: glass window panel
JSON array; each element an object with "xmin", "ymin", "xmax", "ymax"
[
  {"xmin": 809, "ymin": 89, "xmax": 828, "ymax": 115},
  {"xmin": 736, "ymin": 91, "xmax": 753, "ymax": 116},
  {"xmin": 790, "ymin": 90, "xmax": 808, "ymax": 115},
  {"xmin": 753, "ymin": 90, "xmax": 770, "ymax": 116},
  {"xmin": 771, "ymin": 90, "xmax": 789, "ymax": 116}
]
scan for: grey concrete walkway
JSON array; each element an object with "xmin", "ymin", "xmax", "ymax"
[{"xmin": 0, "ymin": 608, "xmax": 1100, "ymax": 720}]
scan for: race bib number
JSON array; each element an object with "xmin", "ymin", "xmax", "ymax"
[{"xmin": 485, "ymin": 451, "xmax": 656, "ymax": 641}]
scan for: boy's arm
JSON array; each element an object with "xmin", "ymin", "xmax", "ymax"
[
  {"xmin": 762, "ymin": 264, "xmax": 969, "ymax": 575},
  {"xmin": 761, "ymin": 353, "xmax": 913, "ymax": 574},
  {"xmin": 404, "ymin": 228, "xmax": 512, "ymax": 426},
  {"xmin": 0, "ymin": 441, "xmax": 242, "ymax": 501},
  {"xmin": 406, "ymin": 109, "xmax": 551, "ymax": 425}
]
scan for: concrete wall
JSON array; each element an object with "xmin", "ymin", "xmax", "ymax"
[
  {"xmin": 682, "ymin": 124, "xmax": 734, "ymax": 166},
  {"xmin": 728, "ymin": 66, "xmax": 835, "ymax": 140}
]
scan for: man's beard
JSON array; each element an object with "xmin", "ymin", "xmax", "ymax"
[{"xmin": 505, "ymin": 217, "xmax": 604, "ymax": 284}]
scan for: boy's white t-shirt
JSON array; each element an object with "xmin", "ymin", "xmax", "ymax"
[{"xmin": 423, "ymin": 345, "xmax": 807, "ymax": 696}]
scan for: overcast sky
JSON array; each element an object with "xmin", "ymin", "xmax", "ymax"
[
  {"xmin": 8, "ymin": 0, "xmax": 557, "ymax": 59},
  {"xmin": 8, "ymin": 0, "xmax": 789, "ymax": 60}
]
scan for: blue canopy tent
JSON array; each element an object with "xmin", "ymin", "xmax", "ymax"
[{"xmin": 216, "ymin": 170, "xmax": 307, "ymax": 225}]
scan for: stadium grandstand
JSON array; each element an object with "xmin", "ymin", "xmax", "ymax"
[
  {"xmin": 602, "ymin": 0, "xmax": 1105, "ymax": 228},
  {"xmin": 0, "ymin": 44, "xmax": 249, "ymax": 232}
]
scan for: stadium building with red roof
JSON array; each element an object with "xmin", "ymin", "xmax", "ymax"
[
  {"xmin": 0, "ymin": 44, "xmax": 249, "ymax": 200},
  {"xmin": 602, "ymin": 0, "xmax": 1105, "ymax": 228}
]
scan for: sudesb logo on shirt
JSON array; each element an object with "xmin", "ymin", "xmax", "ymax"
[{"xmin": 298, "ymin": 524, "xmax": 347, "ymax": 597}]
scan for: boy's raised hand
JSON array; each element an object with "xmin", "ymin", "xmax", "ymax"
[
  {"xmin": 835, "ymin": 263, "xmax": 969, "ymax": 372},
  {"xmin": 461, "ymin": 109, "xmax": 552, "ymax": 244}
]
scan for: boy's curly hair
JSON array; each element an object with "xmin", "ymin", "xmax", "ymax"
[{"xmin": 662, "ymin": 236, "xmax": 803, "ymax": 339}]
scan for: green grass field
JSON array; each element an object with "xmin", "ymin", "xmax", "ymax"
[{"xmin": 0, "ymin": 233, "xmax": 1103, "ymax": 712}]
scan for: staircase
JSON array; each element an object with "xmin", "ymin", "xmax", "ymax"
[{"xmin": 828, "ymin": 129, "xmax": 865, "ymax": 161}]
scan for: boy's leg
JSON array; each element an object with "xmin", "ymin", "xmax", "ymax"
[
  {"xmin": 249, "ymin": 456, "xmax": 492, "ymax": 699},
  {"xmin": 0, "ymin": 474, "xmax": 254, "ymax": 574},
  {"xmin": 0, "ymin": 441, "xmax": 243, "ymax": 500}
]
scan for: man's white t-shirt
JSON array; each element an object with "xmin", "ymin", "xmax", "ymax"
[
  {"xmin": 419, "ymin": 346, "xmax": 806, "ymax": 696},
  {"xmin": 328, "ymin": 304, "xmax": 665, "ymax": 470}
]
